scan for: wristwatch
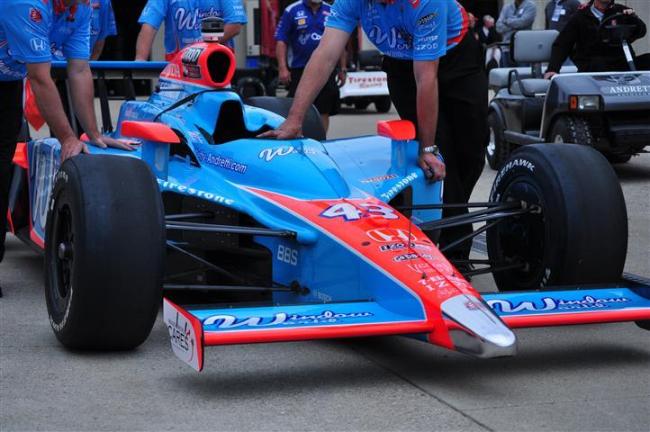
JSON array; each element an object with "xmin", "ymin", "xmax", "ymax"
[{"xmin": 421, "ymin": 145, "xmax": 440, "ymax": 156}]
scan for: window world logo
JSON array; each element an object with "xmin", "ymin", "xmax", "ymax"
[
  {"xmin": 203, "ymin": 310, "xmax": 374, "ymax": 329},
  {"xmin": 487, "ymin": 295, "xmax": 630, "ymax": 314}
]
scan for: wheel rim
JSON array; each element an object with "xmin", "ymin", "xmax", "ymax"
[
  {"xmin": 494, "ymin": 179, "xmax": 547, "ymax": 287},
  {"xmin": 48, "ymin": 204, "xmax": 74, "ymax": 322},
  {"xmin": 554, "ymin": 134, "xmax": 564, "ymax": 144},
  {"xmin": 487, "ymin": 127, "xmax": 496, "ymax": 157}
]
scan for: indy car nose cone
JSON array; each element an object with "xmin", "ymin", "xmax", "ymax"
[{"xmin": 441, "ymin": 295, "xmax": 517, "ymax": 358}]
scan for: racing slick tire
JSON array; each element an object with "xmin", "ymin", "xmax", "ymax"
[
  {"xmin": 374, "ymin": 96, "xmax": 392, "ymax": 113},
  {"xmin": 486, "ymin": 110, "xmax": 511, "ymax": 170},
  {"xmin": 44, "ymin": 155, "xmax": 165, "ymax": 350},
  {"xmin": 549, "ymin": 116, "xmax": 594, "ymax": 147},
  {"xmin": 486, "ymin": 144, "xmax": 627, "ymax": 291},
  {"xmin": 245, "ymin": 96, "xmax": 326, "ymax": 141}
]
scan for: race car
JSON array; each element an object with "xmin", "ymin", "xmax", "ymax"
[{"xmin": 6, "ymin": 36, "xmax": 650, "ymax": 371}]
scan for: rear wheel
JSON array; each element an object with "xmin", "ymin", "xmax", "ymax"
[
  {"xmin": 487, "ymin": 144, "xmax": 627, "ymax": 291},
  {"xmin": 354, "ymin": 101, "xmax": 370, "ymax": 110},
  {"xmin": 374, "ymin": 96, "xmax": 392, "ymax": 113},
  {"xmin": 486, "ymin": 111, "xmax": 511, "ymax": 170},
  {"xmin": 245, "ymin": 96, "xmax": 326, "ymax": 141},
  {"xmin": 607, "ymin": 153, "xmax": 632, "ymax": 164},
  {"xmin": 45, "ymin": 155, "xmax": 165, "ymax": 350}
]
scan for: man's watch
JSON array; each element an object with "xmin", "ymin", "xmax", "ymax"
[{"xmin": 421, "ymin": 145, "xmax": 440, "ymax": 156}]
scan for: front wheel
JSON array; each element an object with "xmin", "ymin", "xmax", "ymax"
[
  {"xmin": 548, "ymin": 116, "xmax": 594, "ymax": 146},
  {"xmin": 45, "ymin": 155, "xmax": 165, "ymax": 350},
  {"xmin": 486, "ymin": 144, "xmax": 627, "ymax": 291},
  {"xmin": 486, "ymin": 111, "xmax": 510, "ymax": 170},
  {"xmin": 374, "ymin": 96, "xmax": 392, "ymax": 113}
]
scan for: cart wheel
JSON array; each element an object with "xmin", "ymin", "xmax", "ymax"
[
  {"xmin": 607, "ymin": 153, "xmax": 632, "ymax": 164},
  {"xmin": 245, "ymin": 96, "xmax": 326, "ymax": 141},
  {"xmin": 486, "ymin": 111, "xmax": 511, "ymax": 170},
  {"xmin": 374, "ymin": 96, "xmax": 392, "ymax": 113},
  {"xmin": 354, "ymin": 101, "xmax": 370, "ymax": 110},
  {"xmin": 549, "ymin": 116, "xmax": 594, "ymax": 147},
  {"xmin": 45, "ymin": 155, "xmax": 165, "ymax": 350},
  {"xmin": 486, "ymin": 144, "xmax": 627, "ymax": 291}
]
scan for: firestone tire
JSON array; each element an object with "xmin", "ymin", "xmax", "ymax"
[
  {"xmin": 245, "ymin": 96, "xmax": 326, "ymax": 141},
  {"xmin": 44, "ymin": 155, "xmax": 165, "ymax": 350},
  {"xmin": 486, "ymin": 144, "xmax": 627, "ymax": 291}
]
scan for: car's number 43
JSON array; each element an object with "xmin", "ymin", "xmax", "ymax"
[{"xmin": 320, "ymin": 203, "xmax": 398, "ymax": 221}]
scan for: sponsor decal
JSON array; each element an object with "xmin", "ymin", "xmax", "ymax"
[
  {"xmin": 380, "ymin": 172, "xmax": 418, "ymax": 201},
  {"xmin": 366, "ymin": 228, "xmax": 418, "ymax": 243},
  {"xmin": 346, "ymin": 75, "xmax": 387, "ymax": 88},
  {"xmin": 320, "ymin": 202, "xmax": 397, "ymax": 221},
  {"xmin": 298, "ymin": 32, "xmax": 322, "ymax": 45},
  {"xmin": 30, "ymin": 38, "xmax": 46, "ymax": 52},
  {"xmin": 157, "ymin": 179, "xmax": 235, "ymax": 205},
  {"xmin": 163, "ymin": 300, "xmax": 201, "ymax": 371},
  {"xmin": 410, "ymin": 0, "xmax": 420, "ymax": 7},
  {"xmin": 174, "ymin": 7, "xmax": 200, "ymax": 31},
  {"xmin": 258, "ymin": 146, "xmax": 317, "ymax": 162},
  {"xmin": 277, "ymin": 244, "xmax": 298, "ymax": 266},
  {"xmin": 493, "ymin": 158, "xmax": 535, "ymax": 191},
  {"xmin": 204, "ymin": 310, "xmax": 374, "ymax": 329},
  {"xmin": 487, "ymin": 295, "xmax": 631, "ymax": 314},
  {"xmin": 602, "ymin": 85, "xmax": 650, "ymax": 96},
  {"xmin": 361, "ymin": 174, "xmax": 398, "ymax": 184},
  {"xmin": 379, "ymin": 241, "xmax": 429, "ymax": 252},
  {"xmin": 182, "ymin": 47, "xmax": 204, "ymax": 65},
  {"xmin": 367, "ymin": 26, "xmax": 412, "ymax": 51},
  {"xmin": 196, "ymin": 150, "xmax": 247, "ymax": 174},
  {"xmin": 182, "ymin": 64, "xmax": 202, "ymax": 79},
  {"xmin": 393, "ymin": 252, "xmax": 433, "ymax": 263},
  {"xmin": 29, "ymin": 7, "xmax": 43, "ymax": 22},
  {"xmin": 162, "ymin": 63, "xmax": 181, "ymax": 79},
  {"xmin": 417, "ymin": 12, "xmax": 438, "ymax": 26}
]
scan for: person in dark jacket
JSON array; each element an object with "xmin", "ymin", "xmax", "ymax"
[
  {"xmin": 545, "ymin": 0, "xmax": 581, "ymax": 32},
  {"xmin": 545, "ymin": 0, "xmax": 649, "ymax": 78}
]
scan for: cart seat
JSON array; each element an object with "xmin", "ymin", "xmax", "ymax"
[{"xmin": 509, "ymin": 78, "xmax": 551, "ymax": 96}]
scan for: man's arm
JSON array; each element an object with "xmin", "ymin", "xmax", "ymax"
[
  {"xmin": 496, "ymin": 5, "xmax": 512, "ymax": 34},
  {"xmin": 91, "ymin": 40, "xmax": 105, "ymax": 60},
  {"xmin": 546, "ymin": 15, "xmax": 579, "ymax": 75},
  {"xmin": 413, "ymin": 60, "xmax": 445, "ymax": 181},
  {"xmin": 260, "ymin": 27, "xmax": 350, "ymax": 138},
  {"xmin": 506, "ymin": 3, "xmax": 536, "ymax": 29},
  {"xmin": 135, "ymin": 24, "xmax": 157, "ymax": 60},
  {"xmin": 276, "ymin": 41, "xmax": 291, "ymax": 84},
  {"xmin": 220, "ymin": 23, "xmax": 242, "ymax": 44},
  {"xmin": 27, "ymin": 63, "xmax": 85, "ymax": 160}
]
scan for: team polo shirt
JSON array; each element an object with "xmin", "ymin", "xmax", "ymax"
[
  {"xmin": 326, "ymin": 0, "xmax": 468, "ymax": 61},
  {"xmin": 0, "ymin": 0, "xmax": 91, "ymax": 81},
  {"xmin": 139, "ymin": 0, "xmax": 248, "ymax": 58},
  {"xmin": 275, "ymin": 0, "xmax": 331, "ymax": 69},
  {"xmin": 90, "ymin": 0, "xmax": 117, "ymax": 49}
]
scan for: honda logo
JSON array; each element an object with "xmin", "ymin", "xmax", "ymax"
[
  {"xmin": 366, "ymin": 228, "xmax": 417, "ymax": 243},
  {"xmin": 30, "ymin": 38, "xmax": 46, "ymax": 52}
]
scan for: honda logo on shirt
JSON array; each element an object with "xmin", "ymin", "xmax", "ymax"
[
  {"xmin": 30, "ymin": 38, "xmax": 46, "ymax": 52},
  {"xmin": 366, "ymin": 228, "xmax": 417, "ymax": 243}
]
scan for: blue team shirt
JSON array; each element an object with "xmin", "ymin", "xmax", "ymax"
[
  {"xmin": 139, "ymin": 0, "xmax": 248, "ymax": 57},
  {"xmin": 90, "ymin": 0, "xmax": 117, "ymax": 49},
  {"xmin": 326, "ymin": 0, "xmax": 467, "ymax": 61},
  {"xmin": 0, "ymin": 0, "xmax": 92, "ymax": 81},
  {"xmin": 275, "ymin": 0, "xmax": 330, "ymax": 69}
]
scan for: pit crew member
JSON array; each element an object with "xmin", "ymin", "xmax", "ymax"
[
  {"xmin": 276, "ymin": 0, "xmax": 346, "ymax": 132},
  {"xmin": 90, "ymin": 0, "xmax": 117, "ymax": 60},
  {"xmin": 0, "ymin": 0, "xmax": 135, "ymax": 269},
  {"xmin": 545, "ymin": 0, "xmax": 649, "ymax": 78},
  {"xmin": 261, "ymin": 0, "xmax": 488, "ymax": 263},
  {"xmin": 135, "ymin": 0, "xmax": 248, "ymax": 60}
]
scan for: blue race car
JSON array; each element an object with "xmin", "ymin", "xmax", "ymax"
[{"xmin": 7, "ymin": 38, "xmax": 650, "ymax": 371}]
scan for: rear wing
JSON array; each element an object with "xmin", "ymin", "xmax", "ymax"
[{"xmin": 50, "ymin": 61, "xmax": 167, "ymax": 134}]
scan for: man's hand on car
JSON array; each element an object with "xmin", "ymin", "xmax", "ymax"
[
  {"xmin": 418, "ymin": 152, "xmax": 446, "ymax": 181},
  {"xmin": 61, "ymin": 136, "xmax": 89, "ymax": 161},
  {"xmin": 258, "ymin": 120, "xmax": 303, "ymax": 139},
  {"xmin": 544, "ymin": 71, "xmax": 558, "ymax": 80},
  {"xmin": 89, "ymin": 135, "xmax": 140, "ymax": 151}
]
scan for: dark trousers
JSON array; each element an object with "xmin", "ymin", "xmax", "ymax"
[
  {"xmin": 0, "ymin": 80, "xmax": 24, "ymax": 263},
  {"xmin": 383, "ymin": 35, "xmax": 488, "ymax": 259}
]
